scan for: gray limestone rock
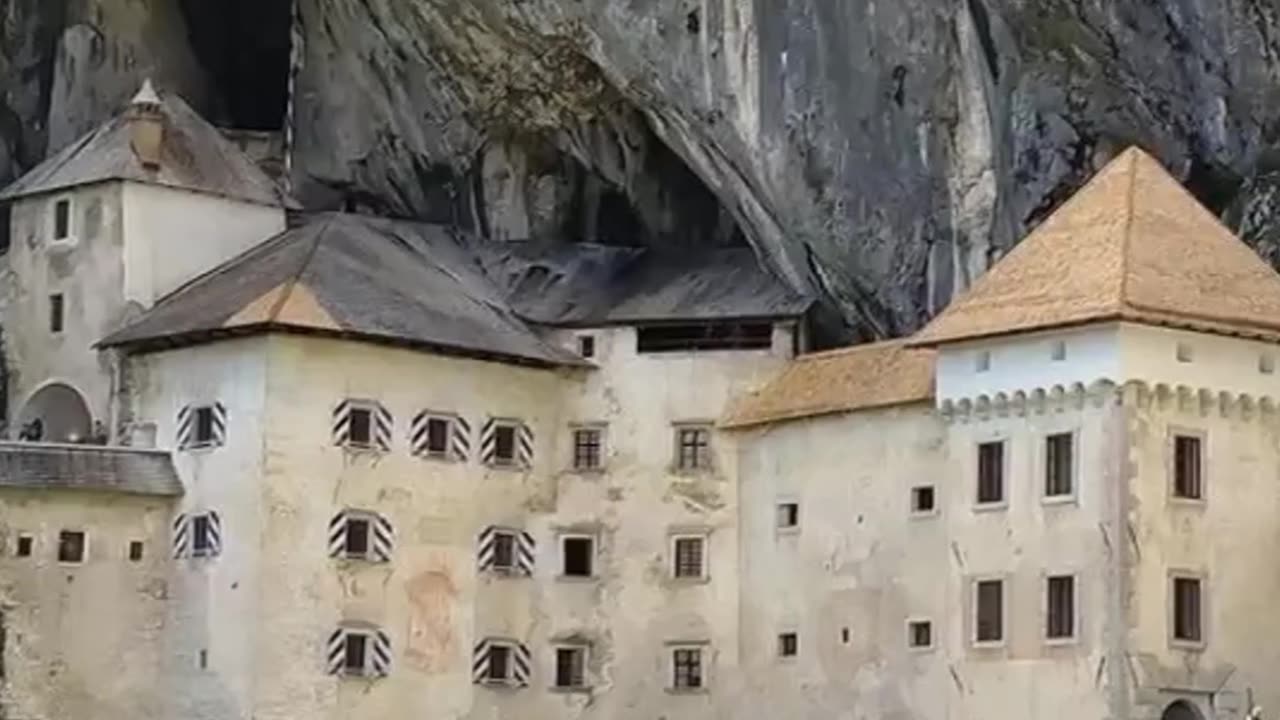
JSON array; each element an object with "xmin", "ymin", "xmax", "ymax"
[{"xmin": 4, "ymin": 0, "xmax": 1280, "ymax": 342}]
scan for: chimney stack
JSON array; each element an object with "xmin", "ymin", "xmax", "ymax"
[{"xmin": 126, "ymin": 79, "xmax": 165, "ymax": 171}]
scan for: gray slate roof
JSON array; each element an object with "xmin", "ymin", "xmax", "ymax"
[
  {"xmin": 100, "ymin": 214, "xmax": 584, "ymax": 366},
  {"xmin": 474, "ymin": 242, "xmax": 813, "ymax": 327},
  {"xmin": 0, "ymin": 443, "xmax": 183, "ymax": 497},
  {"xmin": 0, "ymin": 91, "xmax": 293, "ymax": 207}
]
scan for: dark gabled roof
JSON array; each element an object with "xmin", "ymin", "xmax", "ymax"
[
  {"xmin": 0, "ymin": 86, "xmax": 293, "ymax": 208},
  {"xmin": 0, "ymin": 443, "xmax": 183, "ymax": 497},
  {"xmin": 474, "ymin": 242, "xmax": 813, "ymax": 327},
  {"xmin": 99, "ymin": 214, "xmax": 583, "ymax": 366}
]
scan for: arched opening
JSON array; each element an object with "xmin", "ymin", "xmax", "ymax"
[
  {"xmin": 1162, "ymin": 700, "xmax": 1205, "ymax": 720},
  {"xmin": 17, "ymin": 382, "xmax": 92, "ymax": 443}
]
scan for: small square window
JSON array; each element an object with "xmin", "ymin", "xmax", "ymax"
[
  {"xmin": 1045, "ymin": 433, "xmax": 1074, "ymax": 498},
  {"xmin": 672, "ymin": 536, "xmax": 706, "ymax": 579},
  {"xmin": 675, "ymin": 426, "xmax": 712, "ymax": 471},
  {"xmin": 53, "ymin": 198, "xmax": 71, "ymax": 240},
  {"xmin": 344, "ymin": 518, "xmax": 371, "ymax": 557},
  {"xmin": 1172, "ymin": 576, "xmax": 1203, "ymax": 644},
  {"xmin": 1176, "ymin": 342, "xmax": 1194, "ymax": 363},
  {"xmin": 573, "ymin": 427, "xmax": 603, "ymax": 470},
  {"xmin": 424, "ymin": 417, "xmax": 449, "ymax": 456},
  {"xmin": 777, "ymin": 632, "xmax": 798, "ymax": 658},
  {"xmin": 908, "ymin": 620, "xmax": 933, "ymax": 649},
  {"xmin": 58, "ymin": 530, "xmax": 86, "ymax": 564},
  {"xmin": 343, "ymin": 633, "xmax": 369, "ymax": 675},
  {"xmin": 554, "ymin": 646, "xmax": 588, "ymax": 689},
  {"xmin": 15, "ymin": 535, "xmax": 33, "ymax": 557},
  {"xmin": 977, "ymin": 441, "xmax": 1005, "ymax": 505},
  {"xmin": 1050, "ymin": 340, "xmax": 1067, "ymax": 361},
  {"xmin": 975, "ymin": 350, "xmax": 991, "ymax": 372},
  {"xmin": 493, "ymin": 424, "xmax": 518, "ymax": 465},
  {"xmin": 1173, "ymin": 434, "xmax": 1203, "ymax": 500},
  {"xmin": 776, "ymin": 502, "xmax": 799, "ymax": 530},
  {"xmin": 974, "ymin": 579, "xmax": 1003, "ymax": 644},
  {"xmin": 577, "ymin": 335, "xmax": 596, "ymax": 359},
  {"xmin": 911, "ymin": 486, "xmax": 936, "ymax": 514},
  {"xmin": 1046, "ymin": 575, "xmax": 1076, "ymax": 640},
  {"xmin": 671, "ymin": 647, "xmax": 704, "ymax": 690},
  {"xmin": 192, "ymin": 515, "xmax": 214, "ymax": 557},
  {"xmin": 347, "ymin": 408, "xmax": 373, "ymax": 447},
  {"xmin": 561, "ymin": 536, "xmax": 594, "ymax": 578},
  {"xmin": 1262, "ymin": 353, "xmax": 1276, "ymax": 375},
  {"xmin": 490, "ymin": 531, "xmax": 517, "ymax": 572},
  {"xmin": 128, "ymin": 541, "xmax": 144, "ymax": 562},
  {"xmin": 487, "ymin": 644, "xmax": 513, "ymax": 683},
  {"xmin": 49, "ymin": 293, "xmax": 64, "ymax": 333}
]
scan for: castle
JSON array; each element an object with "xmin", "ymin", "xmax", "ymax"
[{"xmin": 0, "ymin": 83, "xmax": 1273, "ymax": 720}]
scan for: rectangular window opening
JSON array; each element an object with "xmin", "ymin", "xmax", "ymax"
[
  {"xmin": 561, "ymin": 536, "xmax": 594, "ymax": 578},
  {"xmin": 493, "ymin": 424, "xmax": 517, "ymax": 465},
  {"xmin": 673, "ymin": 536, "xmax": 706, "ymax": 579},
  {"xmin": 343, "ymin": 633, "xmax": 368, "ymax": 675},
  {"xmin": 192, "ymin": 515, "xmax": 214, "ymax": 557},
  {"xmin": 1045, "ymin": 433, "xmax": 1074, "ymax": 498},
  {"xmin": 1046, "ymin": 575, "xmax": 1076, "ymax": 640},
  {"xmin": 573, "ymin": 428, "xmax": 602, "ymax": 470},
  {"xmin": 977, "ymin": 441, "xmax": 1005, "ymax": 505},
  {"xmin": 675, "ymin": 426, "xmax": 711, "ymax": 471},
  {"xmin": 53, "ymin": 198, "xmax": 70, "ymax": 240},
  {"xmin": 777, "ymin": 632, "xmax": 798, "ymax": 658},
  {"xmin": 128, "ymin": 540, "xmax": 144, "ymax": 562},
  {"xmin": 1173, "ymin": 435, "xmax": 1203, "ymax": 500},
  {"xmin": 487, "ymin": 644, "xmax": 513, "ymax": 682},
  {"xmin": 554, "ymin": 646, "xmax": 588, "ymax": 689},
  {"xmin": 911, "ymin": 486, "xmax": 936, "ymax": 514},
  {"xmin": 637, "ymin": 322, "xmax": 772, "ymax": 353},
  {"xmin": 1173, "ymin": 577, "xmax": 1203, "ymax": 643},
  {"xmin": 491, "ymin": 531, "xmax": 517, "ymax": 572},
  {"xmin": 908, "ymin": 620, "xmax": 933, "ymax": 649},
  {"xmin": 193, "ymin": 406, "xmax": 216, "ymax": 446},
  {"xmin": 776, "ymin": 502, "xmax": 799, "ymax": 530},
  {"xmin": 16, "ymin": 535, "xmax": 33, "ymax": 557},
  {"xmin": 344, "ymin": 518, "xmax": 371, "ymax": 557},
  {"xmin": 49, "ymin": 293, "xmax": 64, "ymax": 334},
  {"xmin": 975, "ymin": 579, "xmax": 1003, "ymax": 644},
  {"xmin": 57, "ymin": 530, "xmax": 86, "ymax": 564},
  {"xmin": 347, "ymin": 407, "xmax": 373, "ymax": 447},
  {"xmin": 577, "ymin": 335, "xmax": 596, "ymax": 359},
  {"xmin": 425, "ymin": 417, "xmax": 449, "ymax": 456},
  {"xmin": 671, "ymin": 647, "xmax": 703, "ymax": 689}
]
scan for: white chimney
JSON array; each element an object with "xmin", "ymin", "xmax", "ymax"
[{"xmin": 126, "ymin": 79, "xmax": 165, "ymax": 171}]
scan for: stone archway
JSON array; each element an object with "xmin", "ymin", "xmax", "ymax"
[
  {"xmin": 1162, "ymin": 700, "xmax": 1205, "ymax": 720},
  {"xmin": 17, "ymin": 382, "xmax": 92, "ymax": 443}
]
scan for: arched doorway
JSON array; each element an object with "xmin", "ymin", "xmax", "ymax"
[
  {"xmin": 17, "ymin": 382, "xmax": 92, "ymax": 443},
  {"xmin": 1162, "ymin": 700, "xmax": 1205, "ymax": 720}
]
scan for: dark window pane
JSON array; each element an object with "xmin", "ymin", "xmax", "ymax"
[
  {"xmin": 976, "ymin": 580, "xmax": 1003, "ymax": 642},
  {"xmin": 345, "ymin": 519, "xmax": 370, "ymax": 556},
  {"xmin": 195, "ymin": 406, "xmax": 216, "ymax": 445},
  {"xmin": 555, "ymin": 647, "xmax": 585, "ymax": 688},
  {"xmin": 344, "ymin": 634, "xmax": 367, "ymax": 673},
  {"xmin": 677, "ymin": 428, "xmax": 711, "ymax": 470},
  {"xmin": 637, "ymin": 322, "xmax": 772, "ymax": 353},
  {"xmin": 1174, "ymin": 436, "xmax": 1203, "ymax": 499},
  {"xmin": 778, "ymin": 633, "xmax": 798, "ymax": 657},
  {"xmin": 348, "ymin": 409, "xmax": 373, "ymax": 445},
  {"xmin": 58, "ymin": 530, "xmax": 85, "ymax": 563},
  {"xmin": 426, "ymin": 418, "xmax": 449, "ymax": 454},
  {"xmin": 1173, "ymin": 578, "xmax": 1202, "ymax": 642},
  {"xmin": 910, "ymin": 621, "xmax": 932, "ymax": 648},
  {"xmin": 492, "ymin": 533, "xmax": 516, "ymax": 570},
  {"xmin": 53, "ymin": 200, "xmax": 70, "ymax": 239},
  {"xmin": 488, "ymin": 645, "xmax": 511, "ymax": 680},
  {"xmin": 562, "ymin": 537, "xmax": 593, "ymax": 577},
  {"xmin": 672, "ymin": 648, "xmax": 702, "ymax": 688},
  {"xmin": 1047, "ymin": 576, "xmax": 1075, "ymax": 639},
  {"xmin": 578, "ymin": 335, "xmax": 595, "ymax": 358},
  {"xmin": 129, "ymin": 541, "xmax": 144, "ymax": 561},
  {"xmin": 912, "ymin": 486, "xmax": 935, "ymax": 513},
  {"xmin": 494, "ymin": 425, "xmax": 516, "ymax": 463},
  {"xmin": 1045, "ymin": 433, "xmax": 1074, "ymax": 497},
  {"xmin": 192, "ymin": 515, "xmax": 213, "ymax": 556},
  {"xmin": 674, "ymin": 537, "xmax": 705, "ymax": 578},
  {"xmin": 977, "ymin": 442, "xmax": 1005, "ymax": 504},
  {"xmin": 16, "ymin": 536, "xmax": 33, "ymax": 557},
  {"xmin": 574, "ymin": 429, "xmax": 602, "ymax": 470},
  {"xmin": 49, "ymin": 294, "xmax": 64, "ymax": 333}
]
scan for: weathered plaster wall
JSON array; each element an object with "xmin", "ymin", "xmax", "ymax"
[
  {"xmin": 3, "ymin": 183, "xmax": 125, "ymax": 430},
  {"xmin": 126, "ymin": 337, "xmax": 270, "ymax": 720},
  {"xmin": 936, "ymin": 325, "xmax": 1122, "ymax": 404},
  {"xmin": 0, "ymin": 488, "xmax": 173, "ymax": 720},
  {"xmin": 1123, "ymin": 388, "xmax": 1280, "ymax": 720},
  {"xmin": 120, "ymin": 182, "xmax": 284, "ymax": 306}
]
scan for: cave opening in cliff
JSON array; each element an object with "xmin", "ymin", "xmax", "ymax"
[{"xmin": 178, "ymin": 0, "xmax": 292, "ymax": 130}]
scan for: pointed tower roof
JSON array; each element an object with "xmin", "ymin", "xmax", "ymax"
[{"xmin": 910, "ymin": 147, "xmax": 1280, "ymax": 346}]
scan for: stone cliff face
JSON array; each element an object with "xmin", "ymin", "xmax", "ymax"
[{"xmin": 4, "ymin": 0, "xmax": 1280, "ymax": 341}]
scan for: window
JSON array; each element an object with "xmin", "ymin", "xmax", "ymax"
[
  {"xmin": 776, "ymin": 502, "xmax": 799, "ymax": 530},
  {"xmin": 472, "ymin": 639, "xmax": 530, "ymax": 686},
  {"xmin": 1173, "ymin": 434, "xmax": 1203, "ymax": 500},
  {"xmin": 573, "ymin": 427, "xmax": 603, "ymax": 470},
  {"xmin": 477, "ymin": 526, "xmax": 534, "ymax": 575},
  {"xmin": 977, "ymin": 441, "xmax": 1005, "ymax": 505},
  {"xmin": 57, "ymin": 530, "xmax": 86, "ymax": 564},
  {"xmin": 1046, "ymin": 575, "xmax": 1076, "ymax": 640},
  {"xmin": 411, "ymin": 411, "xmax": 467, "ymax": 461},
  {"xmin": 16, "ymin": 534, "xmax": 33, "ymax": 557},
  {"xmin": 178, "ymin": 403, "xmax": 226, "ymax": 450},
  {"xmin": 671, "ymin": 647, "xmax": 704, "ymax": 690},
  {"xmin": 577, "ymin": 335, "xmax": 596, "ymax": 359},
  {"xmin": 348, "ymin": 407, "xmax": 373, "ymax": 446},
  {"xmin": 193, "ymin": 406, "xmax": 217, "ymax": 446},
  {"xmin": 492, "ymin": 532, "xmax": 516, "ymax": 571},
  {"xmin": 128, "ymin": 541, "xmax": 144, "ymax": 562},
  {"xmin": 561, "ymin": 535, "xmax": 594, "ymax": 578},
  {"xmin": 49, "ymin": 293, "xmax": 64, "ymax": 333},
  {"xmin": 672, "ymin": 536, "xmax": 706, "ymax": 579},
  {"xmin": 908, "ymin": 620, "xmax": 933, "ymax": 649},
  {"xmin": 192, "ymin": 515, "xmax": 215, "ymax": 557},
  {"xmin": 777, "ymin": 632, "xmax": 798, "ymax": 658},
  {"xmin": 637, "ymin": 322, "xmax": 771, "ymax": 353},
  {"xmin": 328, "ymin": 510, "xmax": 393, "ymax": 563},
  {"xmin": 554, "ymin": 646, "xmax": 588, "ymax": 689},
  {"xmin": 1045, "ymin": 433, "xmax": 1074, "ymax": 498},
  {"xmin": 333, "ymin": 400, "xmax": 391, "ymax": 452},
  {"xmin": 675, "ymin": 426, "xmax": 711, "ymax": 471},
  {"xmin": 493, "ymin": 425, "xmax": 516, "ymax": 465},
  {"xmin": 52, "ymin": 198, "xmax": 71, "ymax": 240},
  {"xmin": 1050, "ymin": 340, "xmax": 1067, "ymax": 361},
  {"xmin": 1176, "ymin": 342, "xmax": 1194, "ymax": 363},
  {"xmin": 326, "ymin": 627, "xmax": 392, "ymax": 678},
  {"xmin": 1172, "ymin": 576, "xmax": 1203, "ymax": 644},
  {"xmin": 911, "ymin": 486, "xmax": 936, "ymax": 514},
  {"xmin": 975, "ymin": 350, "xmax": 991, "ymax": 372},
  {"xmin": 974, "ymin": 579, "xmax": 1003, "ymax": 644},
  {"xmin": 423, "ymin": 417, "xmax": 449, "ymax": 455}
]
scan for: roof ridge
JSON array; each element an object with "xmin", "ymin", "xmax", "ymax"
[
  {"xmin": 1116, "ymin": 148, "xmax": 1140, "ymax": 314},
  {"xmin": 266, "ymin": 218, "xmax": 331, "ymax": 322}
]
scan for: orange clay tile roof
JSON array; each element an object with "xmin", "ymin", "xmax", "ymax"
[
  {"xmin": 910, "ymin": 146, "xmax": 1280, "ymax": 346},
  {"xmin": 720, "ymin": 341, "xmax": 935, "ymax": 429}
]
